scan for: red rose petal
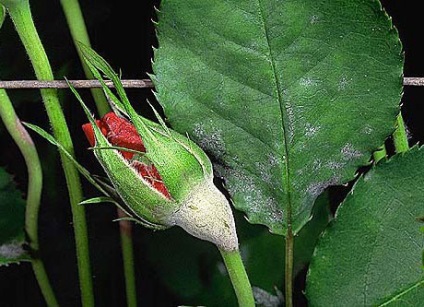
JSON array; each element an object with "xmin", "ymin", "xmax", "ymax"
[
  {"xmin": 102, "ymin": 113, "xmax": 145, "ymax": 159},
  {"xmin": 82, "ymin": 112, "xmax": 170, "ymax": 198}
]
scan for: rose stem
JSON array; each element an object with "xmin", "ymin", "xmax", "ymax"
[
  {"xmin": 0, "ymin": 88, "xmax": 59, "ymax": 307},
  {"xmin": 219, "ymin": 248, "xmax": 255, "ymax": 307},
  {"xmin": 4, "ymin": 1, "xmax": 94, "ymax": 306}
]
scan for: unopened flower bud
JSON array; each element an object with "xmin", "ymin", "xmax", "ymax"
[{"xmin": 82, "ymin": 110, "xmax": 238, "ymax": 250}]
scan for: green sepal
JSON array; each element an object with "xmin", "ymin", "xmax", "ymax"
[
  {"xmin": 78, "ymin": 44, "xmax": 213, "ymax": 201},
  {"xmin": 79, "ymin": 196, "xmax": 116, "ymax": 205},
  {"xmin": 23, "ymin": 122, "xmax": 110, "ymax": 197}
]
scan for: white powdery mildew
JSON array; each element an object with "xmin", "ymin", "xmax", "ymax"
[
  {"xmin": 326, "ymin": 161, "xmax": 346, "ymax": 170},
  {"xmin": 0, "ymin": 242, "xmax": 25, "ymax": 259},
  {"xmin": 227, "ymin": 169, "xmax": 283, "ymax": 223},
  {"xmin": 306, "ymin": 176, "xmax": 341, "ymax": 199},
  {"xmin": 310, "ymin": 15, "xmax": 320, "ymax": 24},
  {"xmin": 172, "ymin": 180, "xmax": 238, "ymax": 251},
  {"xmin": 341, "ymin": 143, "xmax": 363, "ymax": 160},
  {"xmin": 305, "ymin": 123, "xmax": 320, "ymax": 137},
  {"xmin": 312, "ymin": 159, "xmax": 322, "ymax": 171},
  {"xmin": 338, "ymin": 76, "xmax": 352, "ymax": 91},
  {"xmin": 255, "ymin": 162, "xmax": 272, "ymax": 184},
  {"xmin": 193, "ymin": 123, "xmax": 226, "ymax": 158},
  {"xmin": 267, "ymin": 153, "xmax": 280, "ymax": 167},
  {"xmin": 362, "ymin": 125, "xmax": 373, "ymax": 135},
  {"xmin": 299, "ymin": 77, "xmax": 320, "ymax": 87}
]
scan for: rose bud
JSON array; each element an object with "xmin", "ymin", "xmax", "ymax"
[{"xmin": 81, "ymin": 108, "xmax": 238, "ymax": 251}]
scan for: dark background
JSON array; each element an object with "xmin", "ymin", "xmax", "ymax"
[{"xmin": 0, "ymin": 1, "xmax": 423, "ymax": 306}]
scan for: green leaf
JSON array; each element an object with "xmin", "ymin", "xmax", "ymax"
[
  {"xmin": 153, "ymin": 0, "xmax": 403, "ymax": 235},
  {"xmin": 0, "ymin": 167, "xmax": 29, "ymax": 265},
  {"xmin": 306, "ymin": 146, "xmax": 424, "ymax": 306}
]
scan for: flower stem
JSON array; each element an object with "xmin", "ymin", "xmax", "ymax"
[
  {"xmin": 4, "ymin": 1, "xmax": 94, "ymax": 306},
  {"xmin": 0, "ymin": 89, "xmax": 59, "ymax": 307},
  {"xmin": 393, "ymin": 113, "xmax": 409, "ymax": 153},
  {"xmin": 219, "ymin": 248, "xmax": 255, "ymax": 307},
  {"xmin": 285, "ymin": 226, "xmax": 294, "ymax": 307},
  {"xmin": 118, "ymin": 211, "xmax": 138, "ymax": 307},
  {"xmin": 59, "ymin": 0, "xmax": 109, "ymax": 116},
  {"xmin": 60, "ymin": 2, "xmax": 139, "ymax": 306}
]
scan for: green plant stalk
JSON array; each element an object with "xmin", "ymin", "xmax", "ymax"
[
  {"xmin": 118, "ymin": 210, "xmax": 138, "ymax": 307},
  {"xmin": 393, "ymin": 113, "xmax": 409, "ymax": 153},
  {"xmin": 0, "ymin": 89, "xmax": 59, "ymax": 307},
  {"xmin": 219, "ymin": 249, "xmax": 255, "ymax": 307},
  {"xmin": 4, "ymin": 1, "xmax": 94, "ymax": 306},
  {"xmin": 373, "ymin": 145, "xmax": 387, "ymax": 163},
  {"xmin": 59, "ymin": 0, "xmax": 109, "ymax": 116},
  {"xmin": 59, "ymin": 2, "xmax": 138, "ymax": 306},
  {"xmin": 285, "ymin": 225, "xmax": 294, "ymax": 307}
]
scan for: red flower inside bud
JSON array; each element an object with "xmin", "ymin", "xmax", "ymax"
[{"xmin": 82, "ymin": 112, "xmax": 171, "ymax": 199}]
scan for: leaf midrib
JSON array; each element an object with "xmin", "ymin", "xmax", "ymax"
[
  {"xmin": 377, "ymin": 278, "xmax": 424, "ymax": 306},
  {"xmin": 256, "ymin": 0, "xmax": 292, "ymax": 229}
]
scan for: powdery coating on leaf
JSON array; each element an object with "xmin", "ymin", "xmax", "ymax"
[
  {"xmin": 362, "ymin": 125, "xmax": 374, "ymax": 135},
  {"xmin": 297, "ymin": 160, "xmax": 346, "ymax": 177},
  {"xmin": 305, "ymin": 123, "xmax": 321, "ymax": 137},
  {"xmin": 225, "ymin": 168, "xmax": 283, "ymax": 223},
  {"xmin": 341, "ymin": 143, "xmax": 363, "ymax": 160},
  {"xmin": 255, "ymin": 161, "xmax": 274, "ymax": 184},
  {"xmin": 338, "ymin": 76, "xmax": 352, "ymax": 91},
  {"xmin": 312, "ymin": 159, "xmax": 323, "ymax": 171},
  {"xmin": 193, "ymin": 123, "xmax": 226, "ymax": 159},
  {"xmin": 326, "ymin": 161, "xmax": 347, "ymax": 170},
  {"xmin": 309, "ymin": 15, "xmax": 320, "ymax": 24},
  {"xmin": 299, "ymin": 77, "xmax": 320, "ymax": 87},
  {"xmin": 0, "ymin": 242, "xmax": 25, "ymax": 259},
  {"xmin": 267, "ymin": 153, "xmax": 280, "ymax": 167},
  {"xmin": 306, "ymin": 176, "xmax": 341, "ymax": 199}
]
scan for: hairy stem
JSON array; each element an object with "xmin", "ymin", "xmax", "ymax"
[
  {"xmin": 60, "ymin": 2, "xmax": 138, "ymax": 306},
  {"xmin": 393, "ymin": 113, "xmax": 409, "ymax": 153},
  {"xmin": 0, "ymin": 89, "xmax": 59, "ymax": 307},
  {"xmin": 4, "ymin": 1, "xmax": 94, "ymax": 306},
  {"xmin": 219, "ymin": 249, "xmax": 255, "ymax": 307},
  {"xmin": 118, "ymin": 211, "xmax": 138, "ymax": 307},
  {"xmin": 59, "ymin": 0, "xmax": 109, "ymax": 116}
]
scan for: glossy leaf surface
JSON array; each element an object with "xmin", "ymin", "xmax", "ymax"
[
  {"xmin": 153, "ymin": 0, "xmax": 403, "ymax": 234},
  {"xmin": 307, "ymin": 146, "xmax": 424, "ymax": 306}
]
